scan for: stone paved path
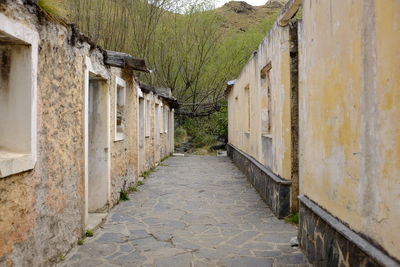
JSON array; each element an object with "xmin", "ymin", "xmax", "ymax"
[{"xmin": 61, "ymin": 156, "xmax": 310, "ymax": 267}]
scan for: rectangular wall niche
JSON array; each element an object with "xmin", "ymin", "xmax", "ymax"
[
  {"xmin": 0, "ymin": 15, "xmax": 38, "ymax": 178},
  {"xmin": 159, "ymin": 104, "xmax": 164, "ymax": 134},
  {"xmin": 115, "ymin": 77, "xmax": 126, "ymax": 141},
  {"xmin": 244, "ymin": 85, "xmax": 250, "ymax": 133},
  {"xmin": 145, "ymin": 99, "xmax": 151, "ymax": 137},
  {"xmin": 260, "ymin": 62, "xmax": 272, "ymax": 136},
  {"xmin": 164, "ymin": 107, "xmax": 169, "ymax": 133}
]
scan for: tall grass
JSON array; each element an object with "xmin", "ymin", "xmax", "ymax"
[{"xmin": 37, "ymin": 0, "xmax": 67, "ymax": 23}]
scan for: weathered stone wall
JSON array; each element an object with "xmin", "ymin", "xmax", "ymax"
[
  {"xmin": 144, "ymin": 93, "xmax": 155, "ymax": 171},
  {"xmin": 110, "ymin": 69, "xmax": 139, "ymax": 203},
  {"xmin": 298, "ymin": 196, "xmax": 399, "ymax": 266},
  {"xmin": 0, "ymin": 1, "xmax": 176, "ymax": 266},
  {"xmin": 140, "ymin": 94, "xmax": 173, "ymax": 174},
  {"xmin": 0, "ymin": 2, "xmax": 87, "ymax": 265},
  {"xmin": 299, "ymin": 0, "xmax": 400, "ymax": 263}
]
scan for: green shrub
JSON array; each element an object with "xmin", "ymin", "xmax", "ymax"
[
  {"xmin": 77, "ymin": 239, "xmax": 84, "ymax": 246},
  {"xmin": 137, "ymin": 181, "xmax": 144, "ymax": 186},
  {"xmin": 285, "ymin": 213, "xmax": 299, "ymax": 225},
  {"xmin": 128, "ymin": 186, "xmax": 137, "ymax": 193},
  {"xmin": 143, "ymin": 168, "xmax": 155, "ymax": 179},
  {"xmin": 120, "ymin": 191, "xmax": 130, "ymax": 201},
  {"xmin": 85, "ymin": 230, "xmax": 94, "ymax": 237},
  {"xmin": 192, "ymin": 132, "xmax": 217, "ymax": 148},
  {"xmin": 174, "ymin": 126, "xmax": 188, "ymax": 148}
]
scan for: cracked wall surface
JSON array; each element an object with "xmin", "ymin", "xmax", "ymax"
[
  {"xmin": 227, "ymin": 22, "xmax": 294, "ymax": 182},
  {"xmin": 227, "ymin": 21, "xmax": 298, "ymax": 215},
  {"xmin": 299, "ymin": 0, "xmax": 400, "ymax": 262}
]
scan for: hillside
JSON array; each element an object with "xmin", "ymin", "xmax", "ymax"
[
  {"xmin": 59, "ymin": 0, "xmax": 287, "ymax": 149},
  {"xmin": 215, "ymin": 0, "xmax": 285, "ymax": 34}
]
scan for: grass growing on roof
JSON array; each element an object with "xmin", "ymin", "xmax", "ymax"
[{"xmin": 37, "ymin": 0, "xmax": 67, "ymax": 23}]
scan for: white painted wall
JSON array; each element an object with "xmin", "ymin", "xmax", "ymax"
[
  {"xmin": 114, "ymin": 77, "xmax": 126, "ymax": 142},
  {"xmin": 88, "ymin": 78, "xmax": 110, "ymax": 212},
  {"xmin": 138, "ymin": 94, "xmax": 145, "ymax": 174},
  {"xmin": 83, "ymin": 57, "xmax": 111, "ymax": 226}
]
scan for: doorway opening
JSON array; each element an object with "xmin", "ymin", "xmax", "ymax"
[
  {"xmin": 138, "ymin": 96, "xmax": 145, "ymax": 174},
  {"xmin": 84, "ymin": 58, "xmax": 111, "ymax": 230}
]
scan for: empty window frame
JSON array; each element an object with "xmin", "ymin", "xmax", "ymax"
[
  {"xmin": 164, "ymin": 107, "xmax": 169, "ymax": 133},
  {"xmin": 159, "ymin": 104, "xmax": 164, "ymax": 134},
  {"xmin": 145, "ymin": 99, "xmax": 151, "ymax": 137},
  {"xmin": 115, "ymin": 77, "xmax": 126, "ymax": 141},
  {"xmin": 244, "ymin": 84, "xmax": 250, "ymax": 133},
  {"xmin": 155, "ymin": 103, "xmax": 159, "ymax": 131},
  {"xmin": 260, "ymin": 62, "xmax": 272, "ymax": 135},
  {"xmin": 0, "ymin": 15, "xmax": 39, "ymax": 178}
]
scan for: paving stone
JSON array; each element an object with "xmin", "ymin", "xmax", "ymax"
[
  {"xmin": 275, "ymin": 252, "xmax": 310, "ymax": 265},
  {"xmin": 220, "ymin": 256, "xmax": 274, "ymax": 267},
  {"xmin": 154, "ymin": 253, "xmax": 193, "ymax": 267},
  {"xmin": 252, "ymin": 250, "xmax": 282, "ymax": 257},
  {"xmin": 112, "ymin": 251, "xmax": 147, "ymax": 266},
  {"xmin": 255, "ymin": 232, "xmax": 296, "ymax": 244},
  {"xmin": 119, "ymin": 243, "xmax": 134, "ymax": 253},
  {"xmin": 95, "ymin": 233, "xmax": 127, "ymax": 244},
  {"xmin": 153, "ymin": 232, "xmax": 172, "ymax": 241},
  {"xmin": 110, "ymin": 213, "xmax": 137, "ymax": 223},
  {"xmin": 228, "ymin": 231, "xmax": 259, "ymax": 246},
  {"xmin": 129, "ymin": 229, "xmax": 150, "ymax": 240},
  {"xmin": 61, "ymin": 156, "xmax": 309, "ymax": 266}
]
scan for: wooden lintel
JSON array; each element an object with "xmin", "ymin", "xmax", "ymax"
[
  {"xmin": 104, "ymin": 50, "xmax": 149, "ymax": 73},
  {"xmin": 277, "ymin": 0, "xmax": 302, "ymax": 26}
]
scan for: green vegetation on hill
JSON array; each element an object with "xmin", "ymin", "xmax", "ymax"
[{"xmin": 46, "ymin": 0, "xmax": 284, "ymax": 152}]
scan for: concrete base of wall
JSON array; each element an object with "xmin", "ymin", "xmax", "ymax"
[
  {"xmin": 298, "ymin": 195, "xmax": 399, "ymax": 267},
  {"xmin": 227, "ymin": 144, "xmax": 291, "ymax": 218}
]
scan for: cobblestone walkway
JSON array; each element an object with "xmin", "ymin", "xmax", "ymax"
[{"xmin": 61, "ymin": 156, "xmax": 309, "ymax": 267}]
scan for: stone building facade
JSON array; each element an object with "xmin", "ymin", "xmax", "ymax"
[
  {"xmin": 226, "ymin": 15, "xmax": 298, "ymax": 219},
  {"xmin": 0, "ymin": 1, "xmax": 176, "ymax": 266},
  {"xmin": 227, "ymin": 0, "xmax": 400, "ymax": 265}
]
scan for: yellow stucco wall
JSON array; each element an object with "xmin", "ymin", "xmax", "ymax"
[
  {"xmin": 228, "ymin": 22, "xmax": 293, "ymax": 181},
  {"xmin": 299, "ymin": 0, "xmax": 400, "ymax": 260}
]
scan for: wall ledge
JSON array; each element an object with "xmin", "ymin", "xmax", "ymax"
[
  {"xmin": 0, "ymin": 151, "xmax": 35, "ymax": 178},
  {"xmin": 228, "ymin": 144, "xmax": 291, "ymax": 185},
  {"xmin": 298, "ymin": 195, "xmax": 400, "ymax": 266},
  {"xmin": 227, "ymin": 144, "xmax": 291, "ymax": 218}
]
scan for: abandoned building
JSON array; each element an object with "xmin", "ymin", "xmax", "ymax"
[
  {"xmin": 1, "ymin": 0, "xmax": 400, "ymax": 266},
  {"xmin": 0, "ymin": 1, "xmax": 177, "ymax": 265},
  {"xmin": 227, "ymin": 0, "xmax": 400, "ymax": 265}
]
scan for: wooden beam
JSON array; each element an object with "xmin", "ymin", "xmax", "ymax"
[
  {"xmin": 104, "ymin": 50, "xmax": 149, "ymax": 73},
  {"xmin": 277, "ymin": 0, "xmax": 302, "ymax": 26},
  {"xmin": 139, "ymin": 82, "xmax": 179, "ymax": 108}
]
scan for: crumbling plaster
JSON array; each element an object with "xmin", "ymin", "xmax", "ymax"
[
  {"xmin": 299, "ymin": 0, "xmax": 400, "ymax": 260},
  {"xmin": 0, "ymin": 1, "xmax": 157, "ymax": 265},
  {"xmin": 227, "ymin": 22, "xmax": 293, "ymax": 181}
]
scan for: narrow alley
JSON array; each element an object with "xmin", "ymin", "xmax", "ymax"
[{"xmin": 61, "ymin": 155, "xmax": 309, "ymax": 267}]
